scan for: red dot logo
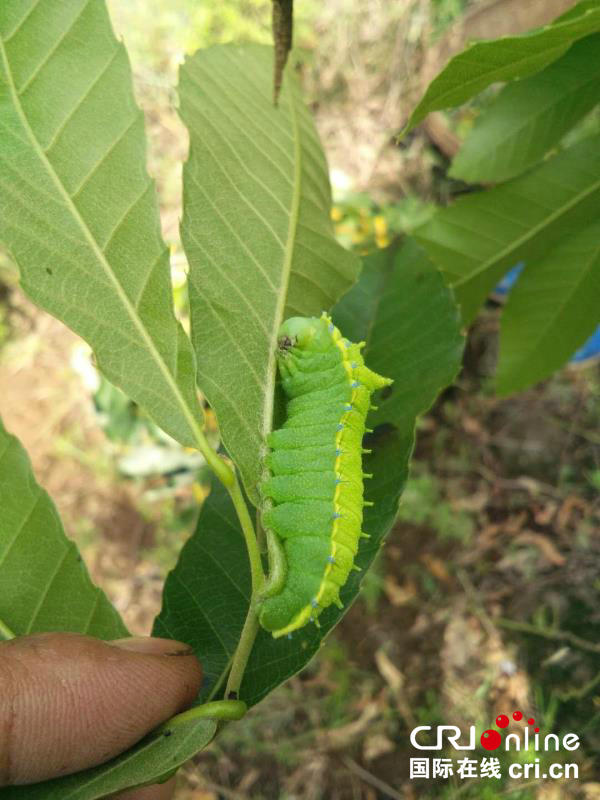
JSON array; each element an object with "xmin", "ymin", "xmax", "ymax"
[
  {"xmin": 480, "ymin": 729, "xmax": 502, "ymax": 750},
  {"xmin": 481, "ymin": 710, "xmax": 540, "ymax": 751}
]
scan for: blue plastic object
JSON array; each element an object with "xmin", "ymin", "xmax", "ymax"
[
  {"xmin": 571, "ymin": 325, "xmax": 600, "ymax": 364},
  {"xmin": 493, "ymin": 263, "xmax": 600, "ymax": 365},
  {"xmin": 492, "ymin": 262, "xmax": 524, "ymax": 298}
]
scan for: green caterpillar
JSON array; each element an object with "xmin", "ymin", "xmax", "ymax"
[{"xmin": 259, "ymin": 313, "xmax": 392, "ymax": 638}]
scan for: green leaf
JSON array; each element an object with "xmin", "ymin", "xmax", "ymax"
[
  {"xmin": 415, "ymin": 133, "xmax": 600, "ymax": 323},
  {"xmin": 0, "ymin": 419, "xmax": 230, "ymax": 798},
  {"xmin": 180, "ymin": 43, "xmax": 360, "ymax": 503},
  {"xmin": 3, "ymin": 717, "xmax": 217, "ymax": 800},
  {"xmin": 497, "ymin": 222, "xmax": 600, "ymax": 394},
  {"xmin": 332, "ymin": 238, "xmax": 465, "ymax": 429},
  {"xmin": 0, "ymin": 417, "xmax": 126, "ymax": 640},
  {"xmin": 0, "ymin": 0, "xmax": 202, "ymax": 448},
  {"xmin": 153, "ymin": 238, "xmax": 463, "ymax": 707},
  {"xmin": 403, "ymin": 1, "xmax": 600, "ymax": 133},
  {"xmin": 450, "ymin": 34, "xmax": 600, "ymax": 183},
  {"xmin": 153, "ymin": 479, "xmax": 251, "ymax": 703},
  {"xmin": 557, "ymin": 0, "xmax": 600, "ymax": 23}
]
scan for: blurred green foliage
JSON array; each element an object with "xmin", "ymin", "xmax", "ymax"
[
  {"xmin": 398, "ymin": 467, "xmax": 475, "ymax": 543},
  {"xmin": 430, "ymin": 0, "xmax": 471, "ymax": 36},
  {"xmin": 331, "ymin": 193, "xmax": 435, "ymax": 253}
]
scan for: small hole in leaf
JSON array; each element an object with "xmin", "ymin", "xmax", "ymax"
[{"xmin": 46, "ymin": 267, "xmax": 53, "ymax": 275}]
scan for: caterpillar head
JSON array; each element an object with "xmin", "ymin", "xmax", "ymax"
[{"xmin": 277, "ymin": 316, "xmax": 330, "ymax": 354}]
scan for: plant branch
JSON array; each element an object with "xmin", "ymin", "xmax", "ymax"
[
  {"xmin": 340, "ymin": 756, "xmax": 405, "ymax": 800},
  {"xmin": 227, "ymin": 475, "xmax": 264, "ymax": 596},
  {"xmin": 192, "ymin": 458, "xmax": 264, "ymax": 701},
  {"xmin": 496, "ymin": 617, "xmax": 600, "ymax": 655},
  {"xmin": 556, "ymin": 670, "xmax": 600, "ymax": 702},
  {"xmin": 190, "ymin": 416, "xmax": 266, "ymax": 699},
  {"xmin": 157, "ymin": 700, "xmax": 247, "ymax": 732},
  {"xmin": 224, "ymin": 474, "xmax": 265, "ymax": 700},
  {"xmin": 225, "ymin": 598, "xmax": 261, "ymax": 700},
  {"xmin": 191, "ymin": 422, "xmax": 235, "ymax": 489}
]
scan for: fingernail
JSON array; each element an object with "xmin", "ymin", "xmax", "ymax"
[{"xmin": 110, "ymin": 637, "xmax": 195, "ymax": 656}]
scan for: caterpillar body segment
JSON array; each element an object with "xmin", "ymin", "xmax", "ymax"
[{"xmin": 259, "ymin": 313, "xmax": 392, "ymax": 638}]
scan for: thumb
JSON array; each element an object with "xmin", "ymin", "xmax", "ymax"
[{"xmin": 0, "ymin": 632, "xmax": 202, "ymax": 786}]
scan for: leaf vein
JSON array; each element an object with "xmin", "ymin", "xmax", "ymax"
[
  {"xmin": 187, "ymin": 172, "xmax": 279, "ymax": 291},
  {"xmin": 17, "ymin": 0, "xmax": 93, "ymax": 95},
  {"xmin": 70, "ymin": 113, "xmax": 141, "ymax": 199},
  {"xmin": 186, "ymin": 229, "xmax": 272, "ymax": 337},
  {"xmin": 43, "ymin": 44, "xmax": 121, "ymax": 154},
  {"xmin": 25, "ymin": 544, "xmax": 71, "ymax": 634},
  {"xmin": 2, "ymin": 0, "xmax": 42, "ymax": 42}
]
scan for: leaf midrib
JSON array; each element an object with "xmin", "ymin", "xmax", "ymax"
[
  {"xmin": 0, "ymin": 35, "xmax": 201, "ymax": 447},
  {"xmin": 452, "ymin": 172, "xmax": 600, "ymax": 288},
  {"xmin": 259, "ymin": 73, "xmax": 303, "ymax": 456}
]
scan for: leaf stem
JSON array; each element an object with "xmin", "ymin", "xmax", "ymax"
[
  {"xmin": 156, "ymin": 700, "xmax": 247, "ymax": 732},
  {"xmin": 223, "ymin": 475, "xmax": 266, "ymax": 700},
  {"xmin": 191, "ymin": 428, "xmax": 265, "ymax": 701},
  {"xmin": 0, "ymin": 617, "xmax": 16, "ymax": 641},
  {"xmin": 191, "ymin": 422, "xmax": 235, "ymax": 489},
  {"xmin": 227, "ymin": 475, "xmax": 264, "ymax": 596},
  {"xmin": 225, "ymin": 599, "xmax": 261, "ymax": 700}
]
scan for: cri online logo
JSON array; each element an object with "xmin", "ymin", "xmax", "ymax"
[
  {"xmin": 410, "ymin": 711, "xmax": 580, "ymax": 752},
  {"xmin": 481, "ymin": 711, "xmax": 539, "ymax": 751}
]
